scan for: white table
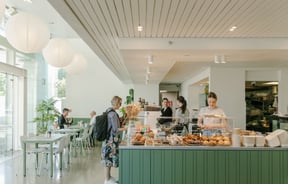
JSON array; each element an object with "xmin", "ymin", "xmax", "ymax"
[
  {"xmin": 54, "ymin": 128, "xmax": 82, "ymax": 135},
  {"xmin": 21, "ymin": 134, "xmax": 68, "ymax": 177}
]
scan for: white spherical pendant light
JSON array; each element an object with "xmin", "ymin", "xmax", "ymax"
[
  {"xmin": 0, "ymin": 0, "xmax": 5, "ymax": 22},
  {"xmin": 64, "ymin": 54, "xmax": 87, "ymax": 75},
  {"xmin": 42, "ymin": 38, "xmax": 74, "ymax": 68},
  {"xmin": 5, "ymin": 12, "xmax": 50, "ymax": 53}
]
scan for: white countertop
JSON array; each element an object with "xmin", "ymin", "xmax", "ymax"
[{"xmin": 120, "ymin": 144, "xmax": 288, "ymax": 150}]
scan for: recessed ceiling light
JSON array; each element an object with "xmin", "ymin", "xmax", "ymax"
[
  {"xmin": 137, "ymin": 25, "xmax": 143, "ymax": 32},
  {"xmin": 214, "ymin": 55, "xmax": 226, "ymax": 64},
  {"xmin": 24, "ymin": 0, "xmax": 33, "ymax": 3},
  {"xmin": 229, "ymin": 26, "xmax": 237, "ymax": 32},
  {"xmin": 147, "ymin": 55, "xmax": 153, "ymax": 64},
  {"xmin": 146, "ymin": 66, "xmax": 151, "ymax": 74}
]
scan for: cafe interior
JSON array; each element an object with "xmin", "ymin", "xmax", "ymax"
[{"xmin": 1, "ymin": 0, "xmax": 288, "ymax": 184}]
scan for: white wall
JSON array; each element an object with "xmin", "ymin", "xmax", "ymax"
[
  {"xmin": 134, "ymin": 84, "xmax": 159, "ymax": 105},
  {"xmin": 188, "ymin": 85, "xmax": 206, "ymax": 110},
  {"xmin": 182, "ymin": 68, "xmax": 210, "ymax": 113},
  {"xmin": 278, "ymin": 68, "xmax": 288, "ymax": 114},
  {"xmin": 246, "ymin": 69, "xmax": 279, "ymax": 81},
  {"xmin": 182, "ymin": 68, "xmax": 210, "ymax": 98},
  {"xmin": 63, "ymin": 39, "xmax": 159, "ymax": 118},
  {"xmin": 210, "ymin": 68, "xmax": 246, "ymax": 129},
  {"xmin": 63, "ymin": 39, "xmax": 132, "ymax": 117}
]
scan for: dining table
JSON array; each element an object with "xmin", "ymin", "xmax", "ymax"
[
  {"xmin": 21, "ymin": 134, "xmax": 68, "ymax": 177},
  {"xmin": 54, "ymin": 128, "xmax": 83, "ymax": 134}
]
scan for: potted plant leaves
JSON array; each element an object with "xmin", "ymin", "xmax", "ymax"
[{"xmin": 33, "ymin": 98, "xmax": 60, "ymax": 135}]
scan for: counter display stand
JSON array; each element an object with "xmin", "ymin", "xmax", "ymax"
[{"xmin": 119, "ymin": 145, "xmax": 288, "ymax": 184}]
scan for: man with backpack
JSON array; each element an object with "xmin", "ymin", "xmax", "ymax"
[{"xmin": 100, "ymin": 96, "xmax": 126, "ymax": 184}]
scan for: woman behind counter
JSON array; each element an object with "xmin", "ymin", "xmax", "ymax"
[
  {"xmin": 197, "ymin": 92, "xmax": 227, "ymax": 136},
  {"xmin": 158, "ymin": 98, "xmax": 173, "ymax": 126},
  {"xmin": 164, "ymin": 96, "xmax": 189, "ymax": 133}
]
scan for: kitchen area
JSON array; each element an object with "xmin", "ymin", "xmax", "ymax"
[{"xmin": 245, "ymin": 81, "xmax": 278, "ymax": 133}]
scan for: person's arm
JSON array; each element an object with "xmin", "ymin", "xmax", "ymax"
[
  {"xmin": 108, "ymin": 112, "xmax": 119, "ymax": 136},
  {"xmin": 164, "ymin": 121, "xmax": 177, "ymax": 132},
  {"xmin": 108, "ymin": 111, "xmax": 127, "ymax": 135},
  {"xmin": 118, "ymin": 127, "xmax": 127, "ymax": 132}
]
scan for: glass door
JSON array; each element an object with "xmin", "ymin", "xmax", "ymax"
[{"xmin": 0, "ymin": 72, "xmax": 18, "ymax": 156}]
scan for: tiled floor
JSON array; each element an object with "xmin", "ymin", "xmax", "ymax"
[{"xmin": 0, "ymin": 145, "xmax": 118, "ymax": 184}]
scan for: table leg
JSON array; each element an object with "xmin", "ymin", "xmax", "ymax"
[
  {"xmin": 23, "ymin": 143, "xmax": 26, "ymax": 177},
  {"xmin": 73, "ymin": 134, "xmax": 77, "ymax": 157},
  {"xmin": 50, "ymin": 143, "xmax": 53, "ymax": 177},
  {"xmin": 60, "ymin": 152, "xmax": 63, "ymax": 170},
  {"xmin": 67, "ymin": 142, "xmax": 70, "ymax": 164},
  {"xmin": 35, "ymin": 143, "xmax": 39, "ymax": 168}
]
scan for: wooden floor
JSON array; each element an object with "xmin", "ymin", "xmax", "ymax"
[{"xmin": 0, "ymin": 145, "xmax": 118, "ymax": 184}]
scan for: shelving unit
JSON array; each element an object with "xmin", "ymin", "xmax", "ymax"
[{"xmin": 245, "ymin": 82, "xmax": 277, "ymax": 133}]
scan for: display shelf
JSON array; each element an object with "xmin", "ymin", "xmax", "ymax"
[{"xmin": 245, "ymin": 83, "xmax": 276, "ymax": 133}]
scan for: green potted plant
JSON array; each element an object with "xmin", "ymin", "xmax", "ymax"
[{"xmin": 33, "ymin": 98, "xmax": 60, "ymax": 135}]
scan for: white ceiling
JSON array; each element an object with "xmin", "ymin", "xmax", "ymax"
[{"xmin": 6, "ymin": 0, "xmax": 288, "ymax": 84}]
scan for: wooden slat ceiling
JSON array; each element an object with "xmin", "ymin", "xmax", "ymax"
[
  {"xmin": 48, "ymin": 0, "xmax": 288, "ymax": 84},
  {"xmin": 64, "ymin": 0, "xmax": 288, "ymax": 38}
]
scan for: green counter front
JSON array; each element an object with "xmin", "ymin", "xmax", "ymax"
[{"xmin": 119, "ymin": 146, "xmax": 288, "ymax": 184}]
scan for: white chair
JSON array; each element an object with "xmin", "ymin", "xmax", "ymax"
[
  {"xmin": 75, "ymin": 127, "xmax": 90, "ymax": 155},
  {"xmin": 42, "ymin": 135, "xmax": 68, "ymax": 171},
  {"xmin": 62, "ymin": 135, "xmax": 71, "ymax": 167},
  {"xmin": 20, "ymin": 136, "xmax": 47, "ymax": 176},
  {"xmin": 87, "ymin": 125, "xmax": 94, "ymax": 147}
]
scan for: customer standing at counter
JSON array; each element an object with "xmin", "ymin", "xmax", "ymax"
[
  {"xmin": 164, "ymin": 96, "xmax": 189, "ymax": 133},
  {"xmin": 197, "ymin": 92, "xmax": 227, "ymax": 136},
  {"xmin": 101, "ymin": 96, "xmax": 126, "ymax": 184},
  {"xmin": 158, "ymin": 98, "xmax": 173, "ymax": 126}
]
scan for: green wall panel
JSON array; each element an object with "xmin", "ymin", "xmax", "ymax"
[
  {"xmin": 71, "ymin": 117, "xmax": 90, "ymax": 125},
  {"xmin": 120, "ymin": 148, "xmax": 288, "ymax": 184}
]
